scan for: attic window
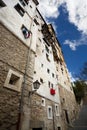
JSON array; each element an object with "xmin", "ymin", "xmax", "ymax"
[
  {"xmin": 34, "ymin": 19, "xmax": 39, "ymax": 25},
  {"xmin": 21, "ymin": 25, "xmax": 31, "ymax": 39},
  {"xmin": 0, "ymin": 0, "xmax": 6, "ymax": 7},
  {"xmin": 14, "ymin": 3, "xmax": 25, "ymax": 17}
]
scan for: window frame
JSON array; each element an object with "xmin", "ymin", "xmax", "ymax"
[
  {"xmin": 4, "ymin": 69, "xmax": 23, "ymax": 92},
  {"xmin": 14, "ymin": 3, "xmax": 25, "ymax": 17},
  {"xmin": 47, "ymin": 106, "xmax": 53, "ymax": 119}
]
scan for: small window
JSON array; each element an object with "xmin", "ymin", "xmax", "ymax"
[
  {"xmin": 52, "ymin": 73, "xmax": 54, "ymax": 78},
  {"xmin": 48, "ymin": 81, "xmax": 50, "ymax": 88},
  {"xmin": 56, "ymin": 75, "xmax": 58, "ymax": 79},
  {"xmin": 4, "ymin": 69, "xmax": 23, "ymax": 92},
  {"xmin": 30, "ymin": 5, "xmax": 32, "ymax": 8},
  {"xmin": 40, "ymin": 78, "xmax": 43, "ymax": 83},
  {"xmin": 34, "ymin": 18, "xmax": 39, "ymax": 25},
  {"xmin": 9, "ymin": 74, "xmax": 20, "ymax": 85},
  {"xmin": 45, "ymin": 45, "xmax": 49, "ymax": 53},
  {"xmin": 55, "ymin": 104, "xmax": 60, "ymax": 116},
  {"xmin": 0, "ymin": 0, "xmax": 6, "ymax": 7},
  {"xmin": 47, "ymin": 69, "xmax": 50, "ymax": 73},
  {"xmin": 41, "ymin": 98, "xmax": 45, "ymax": 106},
  {"xmin": 38, "ymin": 38, "xmax": 41, "ymax": 42},
  {"xmin": 58, "ymin": 127, "xmax": 61, "ymax": 130},
  {"xmin": 51, "ymin": 83, "xmax": 53, "ymax": 88},
  {"xmin": 47, "ymin": 106, "xmax": 53, "ymax": 119},
  {"xmin": 41, "ymin": 64, "xmax": 43, "ymax": 67},
  {"xmin": 21, "ymin": 25, "xmax": 31, "ymax": 39},
  {"xmin": 46, "ymin": 53, "xmax": 50, "ymax": 62},
  {"xmin": 34, "ymin": 71, "xmax": 36, "ymax": 74},
  {"xmin": 14, "ymin": 3, "xmax": 25, "ymax": 17}
]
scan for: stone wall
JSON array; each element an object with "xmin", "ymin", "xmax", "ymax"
[
  {"xmin": 30, "ymin": 93, "xmax": 61, "ymax": 130},
  {"xmin": 0, "ymin": 23, "xmax": 35, "ymax": 130},
  {"xmin": 59, "ymin": 86, "xmax": 78, "ymax": 130}
]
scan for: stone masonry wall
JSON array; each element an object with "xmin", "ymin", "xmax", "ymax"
[
  {"xmin": 59, "ymin": 87, "xmax": 78, "ymax": 130},
  {"xmin": 0, "ymin": 24, "xmax": 35, "ymax": 130},
  {"xmin": 30, "ymin": 93, "xmax": 61, "ymax": 130}
]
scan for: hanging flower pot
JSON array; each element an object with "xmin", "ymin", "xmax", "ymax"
[{"xmin": 50, "ymin": 88, "xmax": 56, "ymax": 95}]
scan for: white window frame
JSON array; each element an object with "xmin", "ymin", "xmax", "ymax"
[
  {"xmin": 4, "ymin": 69, "xmax": 23, "ymax": 92},
  {"xmin": 47, "ymin": 106, "xmax": 53, "ymax": 119}
]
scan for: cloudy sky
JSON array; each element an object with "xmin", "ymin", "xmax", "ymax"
[{"xmin": 38, "ymin": 0, "xmax": 87, "ymax": 81}]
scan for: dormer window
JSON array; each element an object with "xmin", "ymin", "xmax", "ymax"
[
  {"xmin": 21, "ymin": 25, "xmax": 31, "ymax": 39},
  {"xmin": 14, "ymin": 3, "xmax": 25, "ymax": 17}
]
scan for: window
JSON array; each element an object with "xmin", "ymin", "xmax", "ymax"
[
  {"xmin": 0, "ymin": 0, "xmax": 6, "ymax": 7},
  {"xmin": 21, "ymin": 25, "xmax": 31, "ymax": 39},
  {"xmin": 46, "ymin": 53, "xmax": 50, "ymax": 62},
  {"xmin": 41, "ymin": 64, "xmax": 43, "ymax": 67},
  {"xmin": 55, "ymin": 104, "xmax": 60, "ymax": 116},
  {"xmin": 41, "ymin": 98, "xmax": 45, "ymax": 106},
  {"xmin": 56, "ymin": 75, "xmax": 58, "ymax": 80},
  {"xmin": 48, "ymin": 81, "xmax": 50, "ymax": 88},
  {"xmin": 45, "ymin": 45, "xmax": 49, "ymax": 53},
  {"xmin": 52, "ymin": 73, "xmax": 54, "ymax": 78},
  {"xmin": 34, "ymin": 18, "xmax": 39, "ymax": 25},
  {"xmin": 38, "ymin": 38, "xmax": 41, "ymax": 42},
  {"xmin": 51, "ymin": 83, "xmax": 53, "ymax": 88},
  {"xmin": 34, "ymin": 71, "xmax": 36, "ymax": 74},
  {"xmin": 58, "ymin": 127, "xmax": 61, "ymax": 130},
  {"xmin": 40, "ymin": 78, "xmax": 43, "ymax": 83},
  {"xmin": 14, "ymin": 3, "xmax": 25, "ymax": 17},
  {"xmin": 47, "ymin": 106, "xmax": 53, "ymax": 119},
  {"xmin": 4, "ymin": 69, "xmax": 23, "ymax": 92},
  {"xmin": 61, "ymin": 68, "xmax": 63, "ymax": 74},
  {"xmin": 47, "ymin": 68, "xmax": 50, "ymax": 74},
  {"xmin": 19, "ymin": 0, "xmax": 29, "ymax": 6},
  {"xmin": 30, "ymin": 5, "xmax": 32, "ymax": 8}
]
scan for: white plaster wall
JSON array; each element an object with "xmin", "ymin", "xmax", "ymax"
[
  {"xmin": 0, "ymin": 0, "xmax": 37, "ymax": 52},
  {"xmin": 33, "ymin": 16, "xmax": 60, "ymax": 103}
]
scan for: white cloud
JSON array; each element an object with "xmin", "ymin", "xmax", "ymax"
[
  {"xmin": 38, "ymin": 0, "xmax": 87, "ymax": 35},
  {"xmin": 38, "ymin": 0, "xmax": 60, "ymax": 18},
  {"xmin": 64, "ymin": 34, "xmax": 87, "ymax": 50},
  {"xmin": 38, "ymin": 0, "xmax": 87, "ymax": 50},
  {"xmin": 68, "ymin": 72, "xmax": 76, "ymax": 82}
]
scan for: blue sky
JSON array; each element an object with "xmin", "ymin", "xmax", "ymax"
[{"xmin": 38, "ymin": 0, "xmax": 87, "ymax": 81}]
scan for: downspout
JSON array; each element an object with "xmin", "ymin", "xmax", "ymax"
[{"xmin": 16, "ymin": 8, "xmax": 36, "ymax": 130}]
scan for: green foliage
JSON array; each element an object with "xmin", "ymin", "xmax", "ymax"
[
  {"xmin": 79, "ymin": 62, "xmax": 87, "ymax": 81},
  {"xmin": 73, "ymin": 80, "xmax": 86, "ymax": 103}
]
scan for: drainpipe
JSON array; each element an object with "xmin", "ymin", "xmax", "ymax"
[{"xmin": 16, "ymin": 7, "xmax": 37, "ymax": 130}]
